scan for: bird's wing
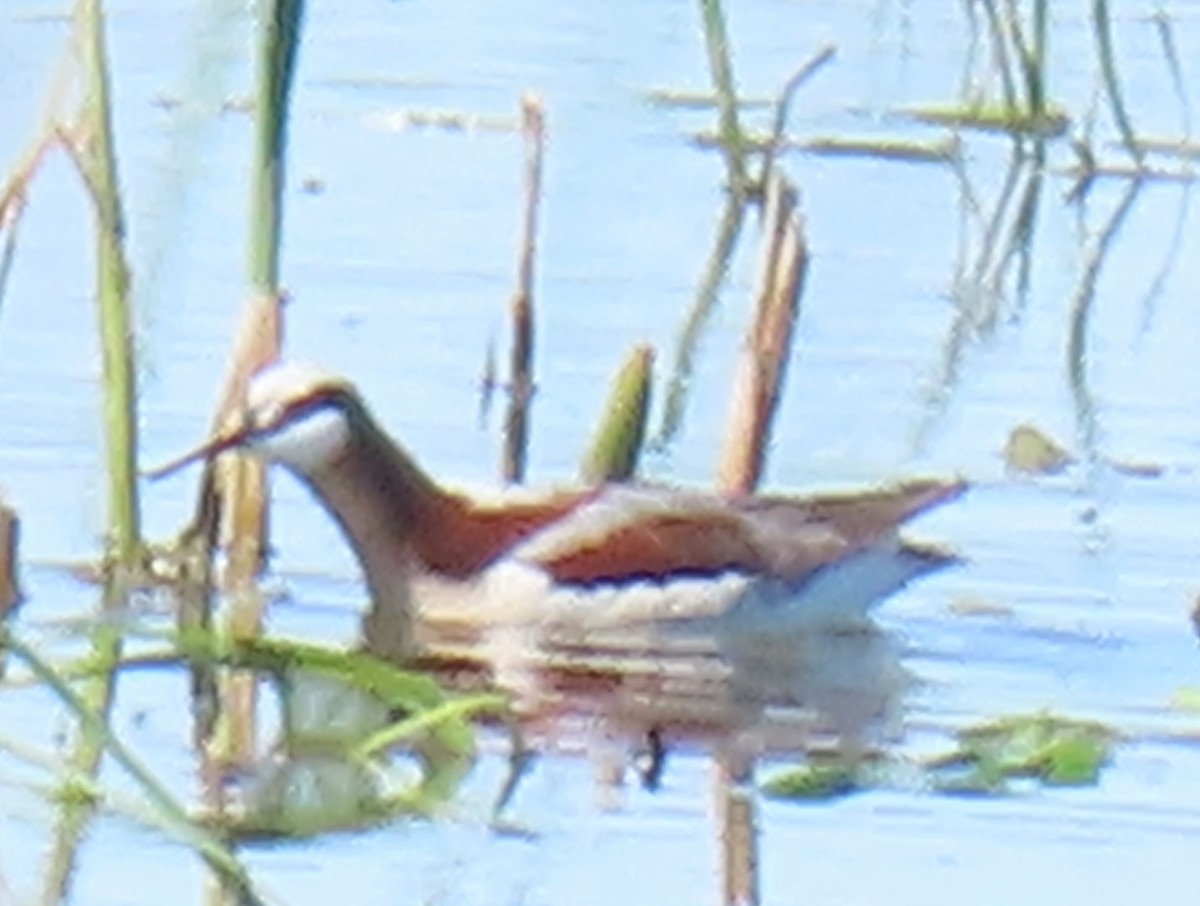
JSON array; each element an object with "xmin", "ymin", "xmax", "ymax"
[
  {"xmin": 512, "ymin": 485, "xmax": 848, "ymax": 586},
  {"xmin": 514, "ymin": 479, "xmax": 966, "ymax": 587}
]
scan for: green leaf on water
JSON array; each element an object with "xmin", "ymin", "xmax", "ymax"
[
  {"xmin": 926, "ymin": 712, "xmax": 1117, "ymax": 795},
  {"xmin": 902, "ymin": 102, "xmax": 1070, "ymax": 138},
  {"xmin": 761, "ymin": 762, "xmax": 861, "ymax": 801},
  {"xmin": 1003, "ymin": 423, "xmax": 1073, "ymax": 475}
]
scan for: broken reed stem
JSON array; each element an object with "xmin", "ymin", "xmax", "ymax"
[
  {"xmin": 697, "ymin": 0, "xmax": 748, "ymax": 199},
  {"xmin": 711, "ymin": 172, "xmax": 808, "ymax": 906},
  {"xmin": 0, "ymin": 132, "xmax": 58, "ymax": 234},
  {"xmin": 0, "ymin": 501, "xmax": 20, "ymax": 679},
  {"xmin": 207, "ymin": 0, "xmax": 303, "ymax": 785},
  {"xmin": 502, "ymin": 93, "xmax": 545, "ymax": 484},
  {"xmin": 580, "ymin": 344, "xmax": 654, "ymax": 484},
  {"xmin": 43, "ymin": 2, "xmax": 143, "ymax": 901},
  {"xmin": 718, "ymin": 171, "xmax": 808, "ymax": 496},
  {"xmin": 0, "ymin": 211, "xmax": 20, "ymax": 318},
  {"xmin": 714, "ymin": 751, "xmax": 759, "ymax": 906},
  {"xmin": 0, "ymin": 26, "xmax": 76, "ymax": 225},
  {"xmin": 759, "ymin": 44, "xmax": 836, "ymax": 192},
  {"xmin": 0, "ymin": 44, "xmax": 77, "ymax": 314},
  {"xmin": 0, "ymin": 503, "xmax": 18, "ymax": 619}
]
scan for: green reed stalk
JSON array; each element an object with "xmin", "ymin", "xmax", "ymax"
[
  {"xmin": 1029, "ymin": 0, "xmax": 1047, "ymax": 119},
  {"xmin": 978, "ymin": 0, "xmax": 1019, "ymax": 114},
  {"xmin": 580, "ymin": 344, "xmax": 654, "ymax": 484},
  {"xmin": 654, "ymin": 197, "xmax": 745, "ymax": 448},
  {"xmin": 698, "ymin": 0, "xmax": 748, "ymax": 199},
  {"xmin": 1092, "ymin": 0, "xmax": 1142, "ymax": 163},
  {"xmin": 80, "ymin": 0, "xmax": 141, "ymax": 572},
  {"xmin": 248, "ymin": 0, "xmax": 304, "ymax": 292},
  {"xmin": 213, "ymin": 0, "xmax": 305, "ymax": 804},
  {"xmin": 42, "ymin": 2, "xmax": 142, "ymax": 900}
]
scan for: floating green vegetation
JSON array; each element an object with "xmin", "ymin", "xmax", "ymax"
[
  {"xmin": 903, "ymin": 102, "xmax": 1070, "ymax": 138},
  {"xmin": 761, "ymin": 760, "xmax": 864, "ymax": 802},
  {"xmin": 797, "ymin": 135, "xmax": 961, "ymax": 164},
  {"xmin": 1003, "ymin": 423, "xmax": 1073, "ymax": 475},
  {"xmin": 642, "ymin": 87, "xmax": 774, "ymax": 111},
  {"xmin": 1131, "ymin": 137, "xmax": 1200, "ymax": 161},
  {"xmin": 691, "ymin": 131, "xmax": 960, "ymax": 165},
  {"xmin": 1169, "ymin": 686, "xmax": 1200, "ymax": 712},
  {"xmin": 926, "ymin": 712, "xmax": 1118, "ymax": 795}
]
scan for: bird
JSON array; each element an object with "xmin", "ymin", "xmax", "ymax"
[{"xmin": 151, "ymin": 361, "xmax": 966, "ymax": 769}]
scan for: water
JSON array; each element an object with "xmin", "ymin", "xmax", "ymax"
[{"xmin": 2, "ymin": 0, "xmax": 1200, "ymax": 903}]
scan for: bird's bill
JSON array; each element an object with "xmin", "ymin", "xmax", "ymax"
[{"xmin": 144, "ymin": 426, "xmax": 255, "ymax": 480}]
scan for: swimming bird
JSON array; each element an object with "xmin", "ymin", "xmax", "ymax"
[{"xmin": 151, "ymin": 362, "xmax": 965, "ymax": 754}]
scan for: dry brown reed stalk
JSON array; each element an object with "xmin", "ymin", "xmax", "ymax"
[
  {"xmin": 711, "ymin": 169, "xmax": 809, "ymax": 906},
  {"xmin": 0, "ymin": 15, "xmax": 83, "ymax": 312},
  {"xmin": 177, "ymin": 301, "xmax": 280, "ymax": 787},
  {"xmin": 0, "ymin": 132, "xmax": 58, "ymax": 228},
  {"xmin": 718, "ymin": 171, "xmax": 808, "ymax": 496},
  {"xmin": 192, "ymin": 0, "xmax": 303, "ymax": 787},
  {"xmin": 0, "ymin": 26, "xmax": 76, "ymax": 222},
  {"xmin": 0, "ymin": 37, "xmax": 83, "ymax": 314},
  {"xmin": 203, "ymin": 260, "xmax": 284, "ymax": 778},
  {"xmin": 714, "ymin": 749, "xmax": 759, "ymax": 906},
  {"xmin": 502, "ymin": 93, "xmax": 545, "ymax": 484},
  {"xmin": 656, "ymin": 45, "xmax": 828, "ymax": 452},
  {"xmin": 40, "ymin": 0, "xmax": 146, "ymax": 897},
  {"xmin": 0, "ymin": 501, "xmax": 22, "ymax": 678},
  {"xmin": 0, "ymin": 502, "xmax": 21, "ymax": 621}
]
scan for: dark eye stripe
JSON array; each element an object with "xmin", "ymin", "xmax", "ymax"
[{"xmin": 251, "ymin": 387, "xmax": 354, "ymax": 438}]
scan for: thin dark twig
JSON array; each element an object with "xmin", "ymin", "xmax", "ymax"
[
  {"xmin": 1092, "ymin": 0, "xmax": 1144, "ymax": 164},
  {"xmin": 653, "ymin": 197, "xmax": 746, "ymax": 449},
  {"xmin": 977, "ymin": 0, "xmax": 1019, "ymax": 113},
  {"xmin": 759, "ymin": 44, "xmax": 836, "ymax": 193},
  {"xmin": 502, "ymin": 94, "xmax": 545, "ymax": 484},
  {"xmin": 1138, "ymin": 182, "xmax": 1191, "ymax": 333},
  {"xmin": 1152, "ymin": 9, "xmax": 1192, "ymax": 137},
  {"xmin": 0, "ymin": 206, "xmax": 23, "ymax": 319},
  {"xmin": 1067, "ymin": 177, "xmax": 1145, "ymax": 455}
]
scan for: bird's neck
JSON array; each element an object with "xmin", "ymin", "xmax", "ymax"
[{"xmin": 297, "ymin": 415, "xmax": 454, "ymax": 662}]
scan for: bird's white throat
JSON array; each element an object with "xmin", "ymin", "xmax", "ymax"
[{"xmin": 251, "ymin": 404, "xmax": 351, "ymax": 473}]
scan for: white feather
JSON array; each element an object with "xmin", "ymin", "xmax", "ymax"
[{"xmin": 250, "ymin": 405, "xmax": 350, "ymax": 473}]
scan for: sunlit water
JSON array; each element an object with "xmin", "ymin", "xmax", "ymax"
[{"xmin": 2, "ymin": 1, "xmax": 1200, "ymax": 903}]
